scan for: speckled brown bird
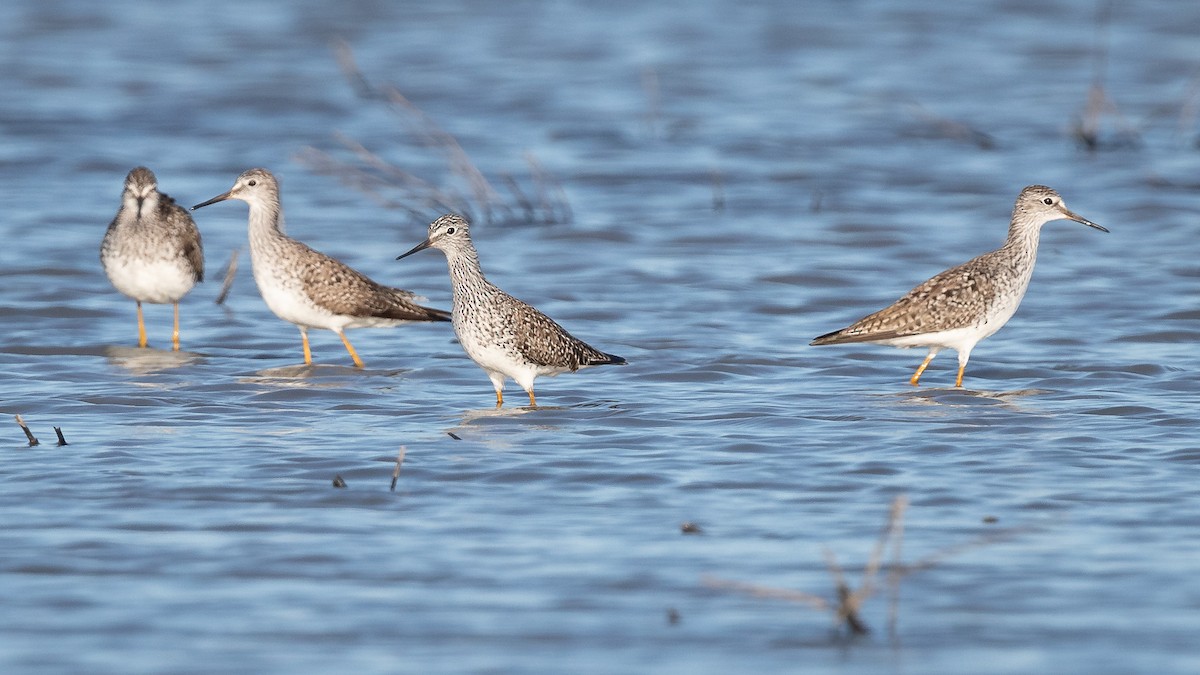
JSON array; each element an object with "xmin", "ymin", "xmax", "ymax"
[
  {"xmin": 192, "ymin": 168, "xmax": 449, "ymax": 368},
  {"xmin": 811, "ymin": 185, "xmax": 1106, "ymax": 388},
  {"xmin": 397, "ymin": 214, "xmax": 625, "ymax": 407},
  {"xmin": 101, "ymin": 166, "xmax": 204, "ymax": 351}
]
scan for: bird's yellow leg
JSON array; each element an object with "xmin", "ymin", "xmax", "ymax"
[
  {"xmin": 955, "ymin": 363, "xmax": 966, "ymax": 388},
  {"xmin": 909, "ymin": 352, "xmax": 937, "ymax": 387},
  {"xmin": 136, "ymin": 302, "xmax": 147, "ymax": 348},
  {"xmin": 495, "ymin": 389, "xmax": 504, "ymax": 408},
  {"xmin": 337, "ymin": 331, "xmax": 365, "ymax": 369},
  {"xmin": 526, "ymin": 389, "xmax": 537, "ymax": 408},
  {"xmin": 299, "ymin": 327, "xmax": 313, "ymax": 365},
  {"xmin": 172, "ymin": 301, "xmax": 181, "ymax": 352}
]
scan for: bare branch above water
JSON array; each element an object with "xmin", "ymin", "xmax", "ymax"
[
  {"xmin": 390, "ymin": 446, "xmax": 406, "ymax": 492},
  {"xmin": 214, "ymin": 248, "xmax": 240, "ymax": 306},
  {"xmin": 704, "ymin": 495, "xmax": 1036, "ymax": 639},
  {"xmin": 14, "ymin": 414, "xmax": 38, "ymax": 447},
  {"xmin": 299, "ymin": 40, "xmax": 573, "ymax": 227}
]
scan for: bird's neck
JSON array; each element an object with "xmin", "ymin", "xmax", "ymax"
[
  {"xmin": 242, "ymin": 199, "xmax": 292, "ymax": 286},
  {"xmin": 1000, "ymin": 218, "xmax": 1043, "ymax": 271},
  {"xmin": 444, "ymin": 244, "xmax": 489, "ymax": 298},
  {"xmin": 246, "ymin": 198, "xmax": 287, "ymax": 247}
]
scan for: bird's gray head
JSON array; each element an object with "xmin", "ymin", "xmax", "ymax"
[
  {"xmin": 123, "ymin": 166, "xmax": 160, "ymax": 214},
  {"xmin": 396, "ymin": 214, "xmax": 472, "ymax": 261},
  {"xmin": 191, "ymin": 168, "xmax": 278, "ymax": 211},
  {"xmin": 1013, "ymin": 185, "xmax": 1107, "ymax": 233}
]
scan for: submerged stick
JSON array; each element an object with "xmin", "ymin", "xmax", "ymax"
[
  {"xmin": 214, "ymin": 248, "xmax": 240, "ymax": 305},
  {"xmin": 710, "ymin": 168, "xmax": 725, "ymax": 213},
  {"xmin": 700, "ymin": 575, "xmax": 829, "ymax": 612},
  {"xmin": 1071, "ymin": 0, "xmax": 1140, "ymax": 149},
  {"xmin": 829, "ymin": 495, "xmax": 908, "ymax": 635},
  {"xmin": 333, "ymin": 38, "xmax": 379, "ymax": 100},
  {"xmin": 314, "ymin": 42, "xmax": 573, "ymax": 226},
  {"xmin": 388, "ymin": 446, "xmax": 408, "ymax": 487},
  {"xmin": 524, "ymin": 152, "xmax": 572, "ymax": 224},
  {"xmin": 1177, "ymin": 70, "xmax": 1200, "ymax": 141},
  {"xmin": 837, "ymin": 579, "xmax": 870, "ymax": 635},
  {"xmin": 887, "ymin": 497, "xmax": 909, "ymax": 638},
  {"xmin": 54, "ymin": 427, "xmax": 68, "ymax": 446},
  {"xmin": 823, "ymin": 547, "xmax": 869, "ymax": 635},
  {"xmin": 14, "ymin": 415, "xmax": 38, "ymax": 447},
  {"xmin": 641, "ymin": 66, "xmax": 661, "ymax": 138},
  {"xmin": 905, "ymin": 101, "xmax": 995, "ymax": 149},
  {"xmin": 703, "ymin": 495, "xmax": 1031, "ymax": 639}
]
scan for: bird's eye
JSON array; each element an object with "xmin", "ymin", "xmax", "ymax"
[
  {"xmin": 1042, "ymin": 197, "xmax": 1053, "ymax": 205},
  {"xmin": 446, "ymin": 227, "xmax": 456, "ymax": 235},
  {"xmin": 248, "ymin": 180, "xmax": 257, "ymax": 187}
]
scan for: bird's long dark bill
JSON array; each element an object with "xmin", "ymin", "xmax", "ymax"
[
  {"xmin": 1063, "ymin": 208, "xmax": 1108, "ymax": 233},
  {"xmin": 191, "ymin": 192, "xmax": 232, "ymax": 211},
  {"xmin": 396, "ymin": 239, "xmax": 433, "ymax": 260}
]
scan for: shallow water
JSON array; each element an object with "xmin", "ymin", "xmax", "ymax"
[{"xmin": 2, "ymin": 1, "xmax": 1199, "ymax": 673}]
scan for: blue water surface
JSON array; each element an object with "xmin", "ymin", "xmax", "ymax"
[{"xmin": 1, "ymin": 1, "xmax": 1198, "ymax": 673}]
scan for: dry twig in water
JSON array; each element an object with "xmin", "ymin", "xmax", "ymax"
[
  {"xmin": 705, "ymin": 495, "xmax": 1032, "ymax": 638},
  {"xmin": 903, "ymin": 101, "xmax": 995, "ymax": 150},
  {"xmin": 702, "ymin": 576, "xmax": 830, "ymax": 613},
  {"xmin": 214, "ymin": 248, "xmax": 240, "ymax": 306},
  {"xmin": 710, "ymin": 168, "xmax": 725, "ymax": 212},
  {"xmin": 390, "ymin": 446, "xmax": 406, "ymax": 492},
  {"xmin": 1176, "ymin": 69, "xmax": 1200, "ymax": 144},
  {"xmin": 298, "ymin": 40, "xmax": 571, "ymax": 227},
  {"xmin": 14, "ymin": 415, "xmax": 38, "ymax": 447},
  {"xmin": 1071, "ymin": 0, "xmax": 1140, "ymax": 150}
]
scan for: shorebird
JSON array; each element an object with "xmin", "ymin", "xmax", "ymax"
[
  {"xmin": 192, "ymin": 168, "xmax": 449, "ymax": 368},
  {"xmin": 396, "ymin": 214, "xmax": 626, "ymax": 407},
  {"xmin": 810, "ymin": 185, "xmax": 1106, "ymax": 388},
  {"xmin": 101, "ymin": 166, "xmax": 204, "ymax": 351}
]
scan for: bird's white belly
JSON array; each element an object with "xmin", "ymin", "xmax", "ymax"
[
  {"xmin": 877, "ymin": 326, "xmax": 988, "ymax": 352},
  {"xmin": 253, "ymin": 268, "xmax": 334, "ymax": 329},
  {"xmin": 456, "ymin": 327, "xmax": 571, "ymax": 394},
  {"xmin": 457, "ymin": 328, "xmax": 521, "ymax": 375},
  {"xmin": 104, "ymin": 258, "xmax": 195, "ymax": 304}
]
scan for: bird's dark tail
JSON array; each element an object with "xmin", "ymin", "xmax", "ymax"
[
  {"xmin": 591, "ymin": 352, "xmax": 627, "ymax": 366},
  {"xmin": 809, "ymin": 329, "xmax": 845, "ymax": 346}
]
